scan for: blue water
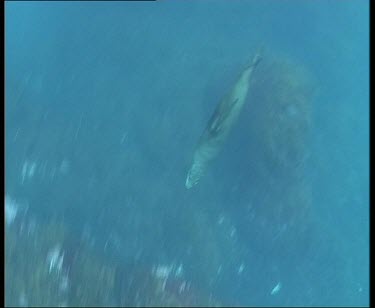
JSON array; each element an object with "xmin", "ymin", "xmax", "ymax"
[{"xmin": 5, "ymin": 1, "xmax": 369, "ymax": 306}]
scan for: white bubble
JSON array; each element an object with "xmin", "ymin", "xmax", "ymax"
[
  {"xmin": 271, "ymin": 282, "xmax": 281, "ymax": 295},
  {"xmin": 5, "ymin": 195, "xmax": 18, "ymax": 226}
]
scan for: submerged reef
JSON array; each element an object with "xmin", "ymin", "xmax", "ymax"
[
  {"xmin": 5, "ymin": 208, "xmax": 220, "ymax": 307},
  {"xmin": 5, "ymin": 216, "xmax": 68, "ymax": 306},
  {"xmin": 248, "ymin": 55, "xmax": 314, "ymax": 178},
  {"xmin": 236, "ymin": 54, "xmax": 315, "ymax": 257}
]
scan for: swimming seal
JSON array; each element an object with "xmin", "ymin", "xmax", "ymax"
[{"xmin": 186, "ymin": 53, "xmax": 261, "ymax": 189}]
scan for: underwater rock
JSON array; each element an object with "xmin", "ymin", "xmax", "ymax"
[
  {"xmin": 236, "ymin": 54, "xmax": 315, "ymax": 257},
  {"xmin": 5, "ymin": 206, "xmax": 220, "ymax": 307},
  {"xmin": 247, "ymin": 56, "xmax": 314, "ymax": 178}
]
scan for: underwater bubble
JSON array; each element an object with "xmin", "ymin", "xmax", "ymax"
[{"xmin": 5, "ymin": 195, "xmax": 18, "ymax": 226}]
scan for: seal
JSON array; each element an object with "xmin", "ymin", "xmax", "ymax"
[{"xmin": 185, "ymin": 53, "xmax": 261, "ymax": 189}]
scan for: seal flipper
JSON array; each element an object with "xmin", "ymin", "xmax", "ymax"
[{"xmin": 208, "ymin": 98, "xmax": 239, "ymax": 137}]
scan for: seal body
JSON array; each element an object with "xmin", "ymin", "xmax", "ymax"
[{"xmin": 186, "ymin": 54, "xmax": 261, "ymax": 189}]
